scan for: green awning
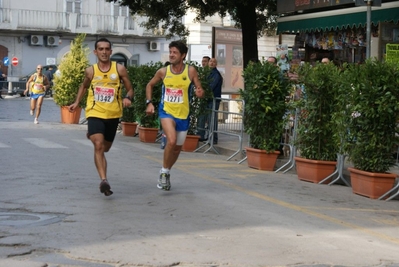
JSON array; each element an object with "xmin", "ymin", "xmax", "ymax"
[{"xmin": 277, "ymin": 7, "xmax": 399, "ymax": 33}]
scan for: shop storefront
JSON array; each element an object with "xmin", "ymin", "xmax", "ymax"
[{"xmin": 277, "ymin": 1, "xmax": 399, "ymax": 66}]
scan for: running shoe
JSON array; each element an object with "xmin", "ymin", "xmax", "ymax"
[
  {"xmin": 99, "ymin": 179, "xmax": 113, "ymax": 196},
  {"xmin": 30, "ymin": 110, "xmax": 34, "ymax": 116},
  {"xmin": 34, "ymin": 118, "xmax": 39, "ymax": 124},
  {"xmin": 157, "ymin": 172, "xmax": 171, "ymax": 191}
]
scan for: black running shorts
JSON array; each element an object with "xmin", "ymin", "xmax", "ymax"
[{"xmin": 87, "ymin": 117, "xmax": 119, "ymax": 142}]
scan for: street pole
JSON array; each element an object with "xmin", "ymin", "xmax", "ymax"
[{"xmin": 366, "ymin": 0, "xmax": 372, "ymax": 59}]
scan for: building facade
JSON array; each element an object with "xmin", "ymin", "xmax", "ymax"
[
  {"xmin": 0, "ymin": 0, "xmax": 169, "ymax": 81},
  {"xmin": 0, "ymin": 0, "xmax": 283, "ymax": 94},
  {"xmin": 277, "ymin": 0, "xmax": 399, "ymax": 67}
]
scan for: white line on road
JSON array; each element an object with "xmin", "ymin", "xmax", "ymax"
[
  {"xmin": 0, "ymin": 142, "xmax": 11, "ymax": 148},
  {"xmin": 23, "ymin": 138, "xmax": 68, "ymax": 148}
]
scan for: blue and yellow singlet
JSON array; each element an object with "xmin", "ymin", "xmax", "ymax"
[{"xmin": 160, "ymin": 64, "xmax": 193, "ymax": 119}]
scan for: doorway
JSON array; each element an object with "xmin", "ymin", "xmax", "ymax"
[{"xmin": 111, "ymin": 53, "xmax": 127, "ymax": 66}]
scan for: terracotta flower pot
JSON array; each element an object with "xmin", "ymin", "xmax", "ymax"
[
  {"xmin": 295, "ymin": 157, "xmax": 336, "ymax": 184},
  {"xmin": 121, "ymin": 121, "xmax": 138, "ymax": 137},
  {"xmin": 245, "ymin": 147, "xmax": 280, "ymax": 171},
  {"xmin": 138, "ymin": 126, "xmax": 159, "ymax": 143},
  {"xmin": 182, "ymin": 135, "xmax": 200, "ymax": 152},
  {"xmin": 60, "ymin": 106, "xmax": 81, "ymax": 124},
  {"xmin": 348, "ymin": 167, "xmax": 397, "ymax": 199}
]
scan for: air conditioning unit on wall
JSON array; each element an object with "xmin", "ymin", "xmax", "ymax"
[
  {"xmin": 46, "ymin": 36, "xmax": 60, "ymax": 47},
  {"xmin": 148, "ymin": 41, "xmax": 160, "ymax": 51},
  {"xmin": 29, "ymin": 35, "xmax": 44, "ymax": 46}
]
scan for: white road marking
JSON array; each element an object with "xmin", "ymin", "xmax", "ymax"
[
  {"xmin": 0, "ymin": 142, "xmax": 11, "ymax": 148},
  {"xmin": 23, "ymin": 138, "xmax": 68, "ymax": 148}
]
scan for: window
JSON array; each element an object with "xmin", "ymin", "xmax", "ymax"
[
  {"xmin": 66, "ymin": 0, "xmax": 81, "ymax": 13},
  {"xmin": 112, "ymin": 0, "xmax": 134, "ymax": 30},
  {"xmin": 112, "ymin": 0, "xmax": 129, "ymax": 17}
]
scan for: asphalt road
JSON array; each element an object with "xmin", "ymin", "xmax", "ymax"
[{"xmin": 1, "ymin": 97, "xmax": 399, "ymax": 267}]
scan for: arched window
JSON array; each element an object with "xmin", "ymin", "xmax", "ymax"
[{"xmin": 111, "ymin": 53, "xmax": 127, "ymax": 67}]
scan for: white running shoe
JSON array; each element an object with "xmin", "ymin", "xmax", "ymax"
[
  {"xmin": 30, "ymin": 110, "xmax": 33, "ymax": 116},
  {"xmin": 157, "ymin": 172, "xmax": 171, "ymax": 191},
  {"xmin": 34, "ymin": 118, "xmax": 39, "ymax": 124}
]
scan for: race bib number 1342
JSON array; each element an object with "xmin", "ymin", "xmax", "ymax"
[{"xmin": 94, "ymin": 87, "xmax": 115, "ymax": 103}]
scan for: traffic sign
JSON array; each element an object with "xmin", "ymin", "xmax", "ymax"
[
  {"xmin": 3, "ymin": 57, "xmax": 9, "ymax": 66},
  {"xmin": 12, "ymin": 57, "xmax": 18, "ymax": 66}
]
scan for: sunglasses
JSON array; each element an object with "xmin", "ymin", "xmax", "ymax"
[{"xmin": 37, "ymin": 68, "xmax": 42, "ymax": 70}]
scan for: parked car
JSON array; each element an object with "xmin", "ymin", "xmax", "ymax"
[{"xmin": 16, "ymin": 64, "xmax": 58, "ymax": 96}]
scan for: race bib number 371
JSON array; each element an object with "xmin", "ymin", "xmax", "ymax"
[
  {"xmin": 94, "ymin": 87, "xmax": 115, "ymax": 103},
  {"xmin": 165, "ymin": 88, "xmax": 183, "ymax": 103}
]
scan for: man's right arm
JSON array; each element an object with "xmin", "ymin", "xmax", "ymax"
[
  {"xmin": 69, "ymin": 67, "xmax": 92, "ymax": 111},
  {"xmin": 24, "ymin": 75, "xmax": 33, "ymax": 94},
  {"xmin": 146, "ymin": 68, "xmax": 164, "ymax": 101},
  {"xmin": 145, "ymin": 68, "xmax": 165, "ymax": 115}
]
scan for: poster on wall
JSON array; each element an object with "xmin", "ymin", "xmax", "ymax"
[
  {"xmin": 232, "ymin": 46, "xmax": 243, "ymax": 66},
  {"xmin": 216, "ymin": 44, "xmax": 226, "ymax": 66},
  {"xmin": 213, "ymin": 27, "xmax": 243, "ymax": 94}
]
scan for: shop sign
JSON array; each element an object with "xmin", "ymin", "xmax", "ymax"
[{"xmin": 278, "ymin": 0, "xmax": 361, "ymax": 13}]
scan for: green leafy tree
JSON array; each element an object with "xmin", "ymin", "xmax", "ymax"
[
  {"xmin": 295, "ymin": 62, "xmax": 341, "ymax": 161},
  {"xmin": 239, "ymin": 60, "xmax": 291, "ymax": 152},
  {"xmin": 53, "ymin": 33, "xmax": 90, "ymax": 107},
  {"xmin": 108, "ymin": 0, "xmax": 277, "ymax": 67}
]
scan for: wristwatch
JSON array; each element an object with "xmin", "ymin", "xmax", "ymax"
[
  {"xmin": 146, "ymin": 99, "xmax": 152, "ymax": 105},
  {"xmin": 124, "ymin": 95, "xmax": 132, "ymax": 101}
]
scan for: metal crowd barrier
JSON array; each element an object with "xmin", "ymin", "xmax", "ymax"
[
  {"xmin": 0, "ymin": 80, "xmax": 26, "ymax": 96},
  {"xmin": 274, "ymin": 108, "xmax": 300, "ymax": 173},
  {"xmin": 195, "ymin": 97, "xmax": 245, "ymax": 161},
  {"xmin": 275, "ymin": 108, "xmax": 351, "ymax": 188}
]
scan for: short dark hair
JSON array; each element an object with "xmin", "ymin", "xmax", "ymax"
[
  {"xmin": 169, "ymin": 40, "xmax": 188, "ymax": 58},
  {"xmin": 202, "ymin": 56, "xmax": 210, "ymax": 61},
  {"xmin": 95, "ymin": 38, "xmax": 112, "ymax": 50},
  {"xmin": 268, "ymin": 56, "xmax": 277, "ymax": 63}
]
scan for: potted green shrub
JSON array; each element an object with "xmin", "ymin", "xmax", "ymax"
[
  {"xmin": 182, "ymin": 62, "xmax": 212, "ymax": 152},
  {"xmin": 239, "ymin": 60, "xmax": 291, "ymax": 171},
  {"xmin": 294, "ymin": 62, "xmax": 341, "ymax": 183},
  {"xmin": 129, "ymin": 62, "xmax": 163, "ymax": 142},
  {"xmin": 53, "ymin": 33, "xmax": 90, "ymax": 124},
  {"xmin": 343, "ymin": 60, "xmax": 399, "ymax": 199}
]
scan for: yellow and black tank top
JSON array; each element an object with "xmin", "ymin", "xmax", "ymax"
[
  {"xmin": 31, "ymin": 75, "xmax": 45, "ymax": 94},
  {"xmin": 86, "ymin": 62, "xmax": 122, "ymax": 119},
  {"xmin": 161, "ymin": 64, "xmax": 192, "ymax": 119}
]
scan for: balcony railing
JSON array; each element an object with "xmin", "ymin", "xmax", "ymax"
[{"xmin": 0, "ymin": 8, "xmax": 158, "ymax": 37}]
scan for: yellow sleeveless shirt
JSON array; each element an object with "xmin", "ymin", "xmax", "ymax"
[
  {"xmin": 31, "ymin": 75, "xmax": 45, "ymax": 94},
  {"xmin": 86, "ymin": 62, "xmax": 122, "ymax": 119},
  {"xmin": 162, "ymin": 65, "xmax": 192, "ymax": 119}
]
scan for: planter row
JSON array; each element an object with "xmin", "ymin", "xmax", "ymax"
[{"xmin": 245, "ymin": 147, "xmax": 397, "ymax": 200}]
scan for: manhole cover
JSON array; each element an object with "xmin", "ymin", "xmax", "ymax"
[{"xmin": 0, "ymin": 212, "xmax": 64, "ymax": 227}]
